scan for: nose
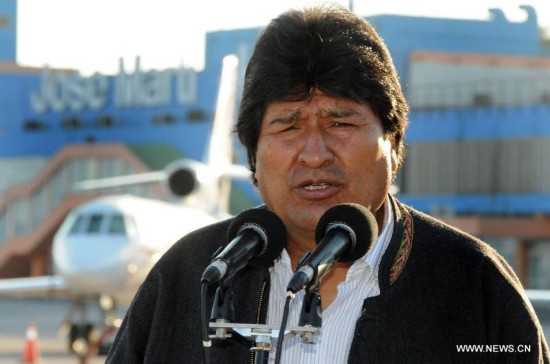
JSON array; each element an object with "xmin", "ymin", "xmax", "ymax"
[{"xmin": 298, "ymin": 127, "xmax": 334, "ymax": 168}]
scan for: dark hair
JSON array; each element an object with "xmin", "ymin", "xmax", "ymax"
[{"xmin": 236, "ymin": 5, "xmax": 409, "ymax": 181}]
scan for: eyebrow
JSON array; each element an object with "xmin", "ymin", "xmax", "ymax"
[
  {"xmin": 269, "ymin": 110, "xmax": 303, "ymax": 126},
  {"xmin": 319, "ymin": 109, "xmax": 361, "ymax": 118},
  {"xmin": 269, "ymin": 107, "xmax": 362, "ymax": 126}
]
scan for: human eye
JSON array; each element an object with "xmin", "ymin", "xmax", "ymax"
[
  {"xmin": 331, "ymin": 120, "xmax": 354, "ymax": 128},
  {"xmin": 267, "ymin": 112, "xmax": 302, "ymax": 134},
  {"xmin": 281, "ymin": 124, "xmax": 299, "ymax": 132},
  {"xmin": 325, "ymin": 109, "xmax": 361, "ymax": 129},
  {"xmin": 329, "ymin": 117, "xmax": 362, "ymax": 131},
  {"xmin": 268, "ymin": 120, "xmax": 299, "ymax": 135}
]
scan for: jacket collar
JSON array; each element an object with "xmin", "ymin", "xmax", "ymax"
[{"xmin": 379, "ymin": 196, "xmax": 414, "ymax": 291}]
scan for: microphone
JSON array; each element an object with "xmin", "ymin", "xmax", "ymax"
[
  {"xmin": 286, "ymin": 203, "xmax": 378, "ymax": 293},
  {"xmin": 201, "ymin": 207, "xmax": 286, "ymax": 284}
]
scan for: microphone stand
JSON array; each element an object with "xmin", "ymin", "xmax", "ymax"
[
  {"xmin": 298, "ymin": 285, "xmax": 322, "ymax": 344},
  {"xmin": 208, "ymin": 283, "xmax": 322, "ymax": 364},
  {"xmin": 210, "ymin": 283, "xmax": 236, "ymax": 340},
  {"xmin": 209, "ymin": 321, "xmax": 320, "ymax": 364}
]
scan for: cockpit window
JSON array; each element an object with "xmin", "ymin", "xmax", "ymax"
[
  {"xmin": 69, "ymin": 215, "xmax": 86, "ymax": 234},
  {"xmin": 67, "ymin": 212, "xmax": 128, "ymax": 236},
  {"xmin": 88, "ymin": 214, "xmax": 103, "ymax": 233},
  {"xmin": 108, "ymin": 214, "xmax": 126, "ymax": 234}
]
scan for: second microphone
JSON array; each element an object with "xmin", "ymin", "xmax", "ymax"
[{"xmin": 286, "ymin": 203, "xmax": 378, "ymax": 294}]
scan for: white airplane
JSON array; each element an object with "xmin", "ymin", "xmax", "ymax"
[{"xmin": 0, "ymin": 54, "xmax": 251, "ymax": 357}]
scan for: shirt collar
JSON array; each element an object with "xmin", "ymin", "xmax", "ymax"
[
  {"xmin": 363, "ymin": 196, "xmax": 394, "ymax": 268},
  {"xmin": 272, "ymin": 197, "xmax": 394, "ymax": 279}
]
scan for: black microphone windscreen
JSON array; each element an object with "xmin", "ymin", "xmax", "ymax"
[
  {"xmin": 226, "ymin": 207, "xmax": 286, "ymax": 267},
  {"xmin": 314, "ymin": 203, "xmax": 378, "ymax": 263}
]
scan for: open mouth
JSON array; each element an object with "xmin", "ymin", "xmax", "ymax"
[{"xmin": 303, "ymin": 183, "xmax": 330, "ymax": 191}]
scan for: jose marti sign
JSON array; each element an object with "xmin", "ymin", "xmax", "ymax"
[{"xmin": 30, "ymin": 57, "xmax": 198, "ymax": 114}]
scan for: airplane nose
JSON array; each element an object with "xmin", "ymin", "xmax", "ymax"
[{"xmin": 53, "ymin": 235, "xmax": 137, "ymax": 292}]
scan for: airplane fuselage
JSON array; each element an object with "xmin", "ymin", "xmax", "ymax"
[{"xmin": 52, "ymin": 194, "xmax": 218, "ymax": 306}]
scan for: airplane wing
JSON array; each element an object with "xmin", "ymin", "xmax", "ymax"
[
  {"xmin": 0, "ymin": 275, "xmax": 68, "ymax": 297},
  {"xmin": 77, "ymin": 164, "xmax": 248, "ymax": 192},
  {"xmin": 526, "ymin": 289, "xmax": 550, "ymax": 308},
  {"xmin": 76, "ymin": 171, "xmax": 166, "ymax": 191},
  {"xmin": 220, "ymin": 164, "xmax": 251, "ymax": 179}
]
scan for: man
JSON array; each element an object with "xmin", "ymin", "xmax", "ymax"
[{"xmin": 107, "ymin": 6, "xmax": 549, "ymax": 363}]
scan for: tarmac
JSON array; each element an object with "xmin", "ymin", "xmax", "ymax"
[
  {"xmin": 0, "ymin": 297, "xmax": 109, "ymax": 364},
  {"xmin": 1, "ymin": 296, "xmax": 549, "ymax": 364}
]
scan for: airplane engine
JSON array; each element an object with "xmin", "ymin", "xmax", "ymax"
[
  {"xmin": 164, "ymin": 159, "xmax": 221, "ymax": 212},
  {"xmin": 167, "ymin": 167, "xmax": 197, "ymax": 197}
]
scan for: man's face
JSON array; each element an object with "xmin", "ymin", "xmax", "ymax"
[{"xmin": 255, "ymin": 91, "xmax": 397, "ymax": 241}]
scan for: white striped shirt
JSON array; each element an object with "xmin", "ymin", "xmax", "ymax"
[{"xmin": 266, "ymin": 198, "xmax": 394, "ymax": 363}]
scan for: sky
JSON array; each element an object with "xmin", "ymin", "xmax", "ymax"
[{"xmin": 16, "ymin": 0, "xmax": 550, "ymax": 75}]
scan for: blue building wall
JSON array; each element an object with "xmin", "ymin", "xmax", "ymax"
[
  {"xmin": 400, "ymin": 105, "xmax": 550, "ymax": 215},
  {"xmin": 0, "ymin": 68, "xmax": 214, "ymax": 161},
  {"xmin": 199, "ymin": 8, "xmax": 542, "ymax": 102},
  {"xmin": 368, "ymin": 7, "xmax": 540, "ymax": 81},
  {"xmin": 407, "ymin": 105, "xmax": 550, "ymax": 142},
  {"xmin": 401, "ymin": 194, "xmax": 550, "ymax": 215},
  {"xmin": 0, "ymin": 0, "xmax": 16, "ymax": 62},
  {"xmin": 1, "ymin": 7, "xmax": 549, "ymax": 215},
  {"xmin": 2, "ymin": 8, "xmax": 543, "ymax": 159}
]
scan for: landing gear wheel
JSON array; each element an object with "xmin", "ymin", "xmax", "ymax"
[{"xmin": 68, "ymin": 323, "xmax": 94, "ymax": 357}]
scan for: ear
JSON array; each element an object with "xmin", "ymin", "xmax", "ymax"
[
  {"xmin": 389, "ymin": 139, "xmax": 399, "ymax": 173},
  {"xmin": 391, "ymin": 148, "xmax": 398, "ymax": 173}
]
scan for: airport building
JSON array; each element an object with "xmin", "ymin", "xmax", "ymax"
[{"xmin": 1, "ymin": 1, "xmax": 550, "ymax": 289}]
